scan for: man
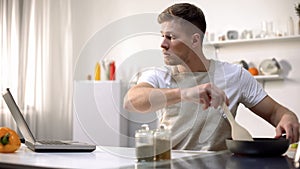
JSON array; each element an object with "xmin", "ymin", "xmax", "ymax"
[{"xmin": 123, "ymin": 3, "xmax": 299, "ymax": 150}]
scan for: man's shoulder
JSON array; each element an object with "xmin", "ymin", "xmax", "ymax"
[
  {"xmin": 137, "ymin": 66, "xmax": 173, "ymax": 82},
  {"xmin": 137, "ymin": 66, "xmax": 172, "ymax": 88},
  {"xmin": 211, "ymin": 59, "xmax": 249, "ymax": 82},
  {"xmin": 212, "ymin": 59, "xmax": 242, "ymax": 70},
  {"xmin": 211, "ymin": 59, "xmax": 244, "ymax": 75},
  {"xmin": 139, "ymin": 66, "xmax": 172, "ymax": 76}
]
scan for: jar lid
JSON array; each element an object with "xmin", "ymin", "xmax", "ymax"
[
  {"xmin": 135, "ymin": 124, "xmax": 153, "ymax": 137},
  {"xmin": 141, "ymin": 124, "xmax": 150, "ymax": 131}
]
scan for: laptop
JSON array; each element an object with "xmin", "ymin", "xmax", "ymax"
[{"xmin": 2, "ymin": 88, "xmax": 96, "ymax": 152}]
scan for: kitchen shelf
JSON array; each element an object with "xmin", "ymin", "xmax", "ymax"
[
  {"xmin": 204, "ymin": 35, "xmax": 300, "ymax": 48},
  {"xmin": 75, "ymin": 80, "xmax": 120, "ymax": 83},
  {"xmin": 203, "ymin": 36, "xmax": 297, "ymax": 83},
  {"xmin": 253, "ymin": 74, "xmax": 283, "ymax": 81}
]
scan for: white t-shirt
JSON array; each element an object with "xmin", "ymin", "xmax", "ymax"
[{"xmin": 137, "ymin": 59, "xmax": 267, "ymax": 150}]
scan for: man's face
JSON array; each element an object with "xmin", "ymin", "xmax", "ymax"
[{"xmin": 160, "ymin": 20, "xmax": 193, "ymax": 66}]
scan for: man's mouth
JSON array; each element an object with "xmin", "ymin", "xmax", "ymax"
[{"xmin": 163, "ymin": 52, "xmax": 170, "ymax": 56}]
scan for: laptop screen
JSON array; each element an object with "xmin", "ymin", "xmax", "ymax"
[{"xmin": 2, "ymin": 88, "xmax": 36, "ymax": 143}]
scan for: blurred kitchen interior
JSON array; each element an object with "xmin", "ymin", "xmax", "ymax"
[{"xmin": 1, "ymin": 0, "xmax": 300, "ymax": 147}]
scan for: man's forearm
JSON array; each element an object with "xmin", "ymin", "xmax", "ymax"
[
  {"xmin": 123, "ymin": 85, "xmax": 181, "ymax": 113},
  {"xmin": 124, "ymin": 82, "xmax": 229, "ymax": 113}
]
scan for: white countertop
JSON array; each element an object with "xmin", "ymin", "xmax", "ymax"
[
  {"xmin": 0, "ymin": 144, "xmax": 297, "ymax": 169},
  {"xmin": 0, "ymin": 144, "xmax": 219, "ymax": 169}
]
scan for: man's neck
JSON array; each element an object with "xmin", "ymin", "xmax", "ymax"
[{"xmin": 177, "ymin": 54, "xmax": 210, "ymax": 73}]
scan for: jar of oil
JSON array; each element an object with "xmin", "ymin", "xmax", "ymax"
[
  {"xmin": 154, "ymin": 124, "xmax": 171, "ymax": 161},
  {"xmin": 135, "ymin": 124, "xmax": 154, "ymax": 162}
]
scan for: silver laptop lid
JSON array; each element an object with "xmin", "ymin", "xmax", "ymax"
[{"xmin": 2, "ymin": 88, "xmax": 36, "ymax": 143}]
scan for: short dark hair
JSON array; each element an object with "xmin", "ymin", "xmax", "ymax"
[{"xmin": 157, "ymin": 3, "xmax": 206, "ymax": 34}]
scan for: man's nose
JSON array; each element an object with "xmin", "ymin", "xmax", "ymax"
[{"xmin": 160, "ymin": 38, "xmax": 169, "ymax": 49}]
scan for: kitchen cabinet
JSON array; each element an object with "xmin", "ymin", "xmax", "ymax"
[{"xmin": 73, "ymin": 81, "xmax": 127, "ymax": 146}]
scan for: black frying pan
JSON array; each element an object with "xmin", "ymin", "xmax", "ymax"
[{"xmin": 226, "ymin": 137, "xmax": 290, "ymax": 156}]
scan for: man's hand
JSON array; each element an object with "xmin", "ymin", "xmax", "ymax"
[
  {"xmin": 251, "ymin": 96, "xmax": 299, "ymax": 143},
  {"xmin": 181, "ymin": 83, "xmax": 229, "ymax": 110},
  {"xmin": 275, "ymin": 114, "xmax": 299, "ymax": 143}
]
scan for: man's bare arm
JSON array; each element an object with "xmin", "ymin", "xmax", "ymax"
[
  {"xmin": 123, "ymin": 82, "xmax": 229, "ymax": 113},
  {"xmin": 123, "ymin": 82, "xmax": 181, "ymax": 113},
  {"xmin": 250, "ymin": 96, "xmax": 299, "ymax": 143}
]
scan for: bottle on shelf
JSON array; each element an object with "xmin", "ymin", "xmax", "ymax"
[
  {"xmin": 109, "ymin": 61, "xmax": 115, "ymax": 80},
  {"xmin": 287, "ymin": 17, "xmax": 295, "ymax": 36},
  {"xmin": 94, "ymin": 62, "xmax": 101, "ymax": 81}
]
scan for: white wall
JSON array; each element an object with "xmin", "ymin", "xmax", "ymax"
[
  {"xmin": 72, "ymin": 0, "xmax": 172, "ymax": 80},
  {"xmin": 71, "ymin": 0, "xmax": 300, "ymax": 145},
  {"xmin": 72, "ymin": 0, "xmax": 300, "ymax": 80}
]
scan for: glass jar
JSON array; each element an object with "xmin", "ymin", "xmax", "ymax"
[
  {"xmin": 154, "ymin": 124, "xmax": 171, "ymax": 161},
  {"xmin": 135, "ymin": 124, "xmax": 154, "ymax": 162}
]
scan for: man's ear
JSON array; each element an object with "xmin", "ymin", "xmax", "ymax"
[{"xmin": 191, "ymin": 33, "xmax": 201, "ymax": 48}]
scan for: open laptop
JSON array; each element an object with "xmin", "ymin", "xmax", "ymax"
[{"xmin": 2, "ymin": 88, "xmax": 96, "ymax": 152}]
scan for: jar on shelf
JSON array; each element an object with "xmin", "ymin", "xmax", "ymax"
[
  {"xmin": 135, "ymin": 124, "xmax": 154, "ymax": 162},
  {"xmin": 154, "ymin": 124, "xmax": 171, "ymax": 161}
]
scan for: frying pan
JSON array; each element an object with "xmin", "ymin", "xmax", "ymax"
[{"xmin": 226, "ymin": 137, "xmax": 290, "ymax": 156}]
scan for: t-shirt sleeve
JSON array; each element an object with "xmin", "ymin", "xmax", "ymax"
[
  {"xmin": 137, "ymin": 69, "xmax": 159, "ymax": 88},
  {"xmin": 239, "ymin": 68, "xmax": 267, "ymax": 108},
  {"xmin": 137, "ymin": 67, "xmax": 170, "ymax": 88}
]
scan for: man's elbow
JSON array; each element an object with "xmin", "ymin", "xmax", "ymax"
[
  {"xmin": 123, "ymin": 96, "xmax": 134, "ymax": 112},
  {"xmin": 123, "ymin": 94, "xmax": 151, "ymax": 113}
]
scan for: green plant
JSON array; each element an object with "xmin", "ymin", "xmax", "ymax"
[{"xmin": 296, "ymin": 3, "xmax": 300, "ymax": 17}]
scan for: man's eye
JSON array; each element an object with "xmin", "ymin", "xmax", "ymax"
[
  {"xmin": 162, "ymin": 34, "xmax": 175, "ymax": 40},
  {"xmin": 166, "ymin": 35, "xmax": 172, "ymax": 40}
]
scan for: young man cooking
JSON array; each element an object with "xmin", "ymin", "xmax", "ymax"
[{"xmin": 123, "ymin": 3, "xmax": 299, "ymax": 151}]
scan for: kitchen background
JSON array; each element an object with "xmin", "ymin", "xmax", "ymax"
[{"xmin": 71, "ymin": 0, "xmax": 300, "ymax": 147}]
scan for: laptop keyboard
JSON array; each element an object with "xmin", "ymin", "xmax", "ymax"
[{"xmin": 38, "ymin": 140, "xmax": 70, "ymax": 145}]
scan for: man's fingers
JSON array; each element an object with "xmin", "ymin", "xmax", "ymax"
[
  {"xmin": 292, "ymin": 124, "xmax": 299, "ymax": 143},
  {"xmin": 199, "ymin": 94, "xmax": 210, "ymax": 110},
  {"xmin": 275, "ymin": 126, "xmax": 284, "ymax": 138},
  {"xmin": 275, "ymin": 124, "xmax": 300, "ymax": 143},
  {"xmin": 208, "ymin": 85, "xmax": 228, "ymax": 109}
]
